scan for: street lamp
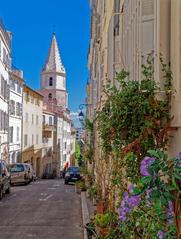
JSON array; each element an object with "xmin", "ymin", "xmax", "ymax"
[{"xmin": 78, "ymin": 104, "xmax": 92, "ymax": 124}]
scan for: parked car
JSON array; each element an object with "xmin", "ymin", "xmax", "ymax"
[
  {"xmin": 64, "ymin": 166, "xmax": 81, "ymax": 184},
  {"xmin": 8, "ymin": 163, "xmax": 32, "ymax": 185},
  {"xmin": 0, "ymin": 160, "xmax": 11, "ymax": 200},
  {"xmin": 24, "ymin": 164, "xmax": 36, "ymax": 182}
]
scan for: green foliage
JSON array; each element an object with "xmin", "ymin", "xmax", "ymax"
[
  {"xmin": 97, "ymin": 55, "xmax": 172, "ymax": 157},
  {"xmin": 93, "ymin": 55, "xmax": 180, "ymax": 239},
  {"xmin": 75, "ymin": 142, "xmax": 81, "ymax": 160},
  {"xmin": 88, "ymin": 185, "xmax": 98, "ymax": 200},
  {"xmin": 115, "ymin": 149, "xmax": 180, "ymax": 239},
  {"xmin": 75, "ymin": 180, "xmax": 86, "ymax": 191},
  {"xmin": 94, "ymin": 212, "xmax": 116, "ymax": 228},
  {"xmin": 84, "ymin": 117, "xmax": 94, "ymax": 132}
]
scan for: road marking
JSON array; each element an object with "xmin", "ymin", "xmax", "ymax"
[
  {"xmin": 40, "ymin": 193, "xmax": 47, "ymax": 196},
  {"xmin": 48, "ymin": 187, "xmax": 56, "ymax": 190},
  {"xmin": 39, "ymin": 194, "xmax": 53, "ymax": 201}
]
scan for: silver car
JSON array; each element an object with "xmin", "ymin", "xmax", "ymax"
[{"xmin": 8, "ymin": 163, "xmax": 31, "ymax": 185}]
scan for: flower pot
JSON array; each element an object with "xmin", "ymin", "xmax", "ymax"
[
  {"xmin": 96, "ymin": 226, "xmax": 109, "ymax": 237},
  {"xmin": 75, "ymin": 185, "xmax": 81, "ymax": 194}
]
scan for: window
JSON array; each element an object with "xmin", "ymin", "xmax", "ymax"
[
  {"xmin": 0, "ymin": 40, "xmax": 1, "ymax": 58},
  {"xmin": 63, "ymin": 154, "xmax": 66, "ymax": 162},
  {"xmin": 36, "ymin": 115, "xmax": 39, "ymax": 125},
  {"xmin": 114, "ymin": 0, "xmax": 120, "ymax": 36},
  {"xmin": 9, "ymin": 126, "xmax": 13, "ymax": 143},
  {"xmin": 25, "ymin": 112, "xmax": 28, "ymax": 122},
  {"xmin": 10, "ymin": 100, "xmax": 15, "ymax": 115},
  {"xmin": 32, "ymin": 114, "xmax": 34, "ymax": 124},
  {"xmin": 42, "ymin": 115, "xmax": 45, "ymax": 124},
  {"xmin": 31, "ymin": 96, "xmax": 34, "ymax": 104},
  {"xmin": 64, "ymin": 142, "xmax": 67, "ymax": 150},
  {"xmin": 48, "ymin": 93, "xmax": 52, "ymax": 100},
  {"xmin": 36, "ymin": 135, "xmax": 39, "ymax": 144},
  {"xmin": 17, "ymin": 83, "xmax": 21, "ymax": 94},
  {"xmin": 24, "ymin": 134, "xmax": 28, "ymax": 147},
  {"xmin": 49, "ymin": 77, "xmax": 53, "ymax": 86},
  {"xmin": 32, "ymin": 135, "xmax": 34, "ymax": 144},
  {"xmin": 3, "ymin": 48, "xmax": 6, "ymax": 64},
  {"xmin": 17, "ymin": 127, "xmax": 20, "ymax": 141},
  {"xmin": 49, "ymin": 117, "xmax": 52, "ymax": 126},
  {"xmin": 16, "ymin": 102, "xmax": 22, "ymax": 116},
  {"xmin": 10, "ymin": 79, "xmax": 15, "ymax": 91}
]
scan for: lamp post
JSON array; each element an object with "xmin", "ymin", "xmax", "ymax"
[{"xmin": 78, "ymin": 103, "xmax": 92, "ymax": 125}]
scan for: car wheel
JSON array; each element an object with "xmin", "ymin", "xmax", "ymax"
[
  {"xmin": 0, "ymin": 188, "xmax": 3, "ymax": 200},
  {"xmin": 6, "ymin": 185, "xmax": 11, "ymax": 194}
]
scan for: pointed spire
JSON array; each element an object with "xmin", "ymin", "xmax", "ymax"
[{"xmin": 43, "ymin": 33, "xmax": 65, "ymax": 73}]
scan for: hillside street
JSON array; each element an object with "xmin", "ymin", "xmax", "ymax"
[{"xmin": 0, "ymin": 180, "xmax": 83, "ymax": 239}]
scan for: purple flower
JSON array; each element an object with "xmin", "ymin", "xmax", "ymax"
[
  {"xmin": 157, "ymin": 230, "xmax": 164, "ymax": 239},
  {"xmin": 140, "ymin": 156, "xmax": 155, "ymax": 176},
  {"xmin": 127, "ymin": 195, "xmax": 141, "ymax": 207},
  {"xmin": 128, "ymin": 184, "xmax": 134, "ymax": 193},
  {"xmin": 166, "ymin": 201, "xmax": 174, "ymax": 224},
  {"xmin": 118, "ymin": 186, "xmax": 141, "ymax": 222},
  {"xmin": 177, "ymin": 151, "xmax": 181, "ymax": 158},
  {"xmin": 177, "ymin": 158, "xmax": 181, "ymax": 187}
]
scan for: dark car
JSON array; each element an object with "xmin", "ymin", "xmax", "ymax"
[
  {"xmin": 0, "ymin": 160, "xmax": 11, "ymax": 200},
  {"xmin": 64, "ymin": 166, "xmax": 81, "ymax": 184}
]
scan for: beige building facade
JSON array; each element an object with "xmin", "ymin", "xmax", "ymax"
[
  {"xmin": 88, "ymin": 0, "xmax": 181, "ymax": 158},
  {"xmin": 22, "ymin": 85, "xmax": 43, "ymax": 178},
  {"xmin": 87, "ymin": 0, "xmax": 181, "ymax": 233}
]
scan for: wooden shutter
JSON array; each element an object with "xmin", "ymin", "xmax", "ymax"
[{"xmin": 141, "ymin": 0, "xmax": 155, "ymax": 58}]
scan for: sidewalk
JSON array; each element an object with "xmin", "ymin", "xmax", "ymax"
[{"xmin": 81, "ymin": 192, "xmax": 95, "ymax": 239}]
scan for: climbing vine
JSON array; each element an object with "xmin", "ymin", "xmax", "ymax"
[{"xmin": 90, "ymin": 55, "xmax": 181, "ymax": 238}]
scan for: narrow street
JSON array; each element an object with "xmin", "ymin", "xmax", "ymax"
[{"xmin": 0, "ymin": 180, "xmax": 83, "ymax": 239}]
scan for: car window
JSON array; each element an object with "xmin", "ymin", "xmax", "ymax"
[
  {"xmin": 9, "ymin": 164, "xmax": 24, "ymax": 173},
  {"xmin": 67, "ymin": 167, "xmax": 80, "ymax": 173}
]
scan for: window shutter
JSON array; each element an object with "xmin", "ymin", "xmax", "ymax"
[
  {"xmin": 141, "ymin": 0, "xmax": 155, "ymax": 58},
  {"xmin": 142, "ymin": 0, "xmax": 154, "ymax": 17}
]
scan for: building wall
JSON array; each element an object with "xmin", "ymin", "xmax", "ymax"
[
  {"xmin": 42, "ymin": 111, "xmax": 55, "ymax": 177},
  {"xmin": 22, "ymin": 86, "xmax": 43, "ymax": 177},
  {"xmin": 9, "ymin": 71, "xmax": 23, "ymax": 164},
  {"xmin": 0, "ymin": 21, "xmax": 11, "ymax": 163}
]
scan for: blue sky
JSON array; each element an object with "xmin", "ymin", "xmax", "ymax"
[{"xmin": 0, "ymin": 0, "xmax": 90, "ymax": 114}]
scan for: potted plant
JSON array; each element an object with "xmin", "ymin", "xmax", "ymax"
[
  {"xmin": 75, "ymin": 180, "xmax": 86, "ymax": 194},
  {"xmin": 94, "ymin": 212, "xmax": 115, "ymax": 237}
]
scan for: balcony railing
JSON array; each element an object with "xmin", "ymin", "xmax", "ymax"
[{"xmin": 43, "ymin": 124, "xmax": 55, "ymax": 132}]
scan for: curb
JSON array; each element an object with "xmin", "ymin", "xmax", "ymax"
[{"xmin": 81, "ymin": 191, "xmax": 90, "ymax": 239}]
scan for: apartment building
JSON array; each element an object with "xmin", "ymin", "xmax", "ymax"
[
  {"xmin": 42, "ymin": 107, "xmax": 56, "ymax": 178},
  {"xmin": 9, "ymin": 69, "xmax": 24, "ymax": 163},
  {"xmin": 22, "ymin": 85, "xmax": 43, "ymax": 177},
  {"xmin": 87, "ymin": 0, "xmax": 179, "ymax": 158},
  {"xmin": 0, "ymin": 20, "xmax": 11, "ymax": 163}
]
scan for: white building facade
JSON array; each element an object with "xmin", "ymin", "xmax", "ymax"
[
  {"xmin": 22, "ymin": 85, "xmax": 43, "ymax": 177},
  {"xmin": 9, "ymin": 70, "xmax": 23, "ymax": 163},
  {"xmin": 42, "ymin": 108, "xmax": 55, "ymax": 177},
  {"xmin": 0, "ymin": 20, "xmax": 11, "ymax": 162}
]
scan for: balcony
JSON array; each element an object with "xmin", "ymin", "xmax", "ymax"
[{"xmin": 43, "ymin": 124, "xmax": 55, "ymax": 132}]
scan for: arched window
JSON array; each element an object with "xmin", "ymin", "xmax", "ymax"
[
  {"xmin": 48, "ymin": 93, "xmax": 52, "ymax": 100},
  {"xmin": 49, "ymin": 77, "xmax": 53, "ymax": 86}
]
